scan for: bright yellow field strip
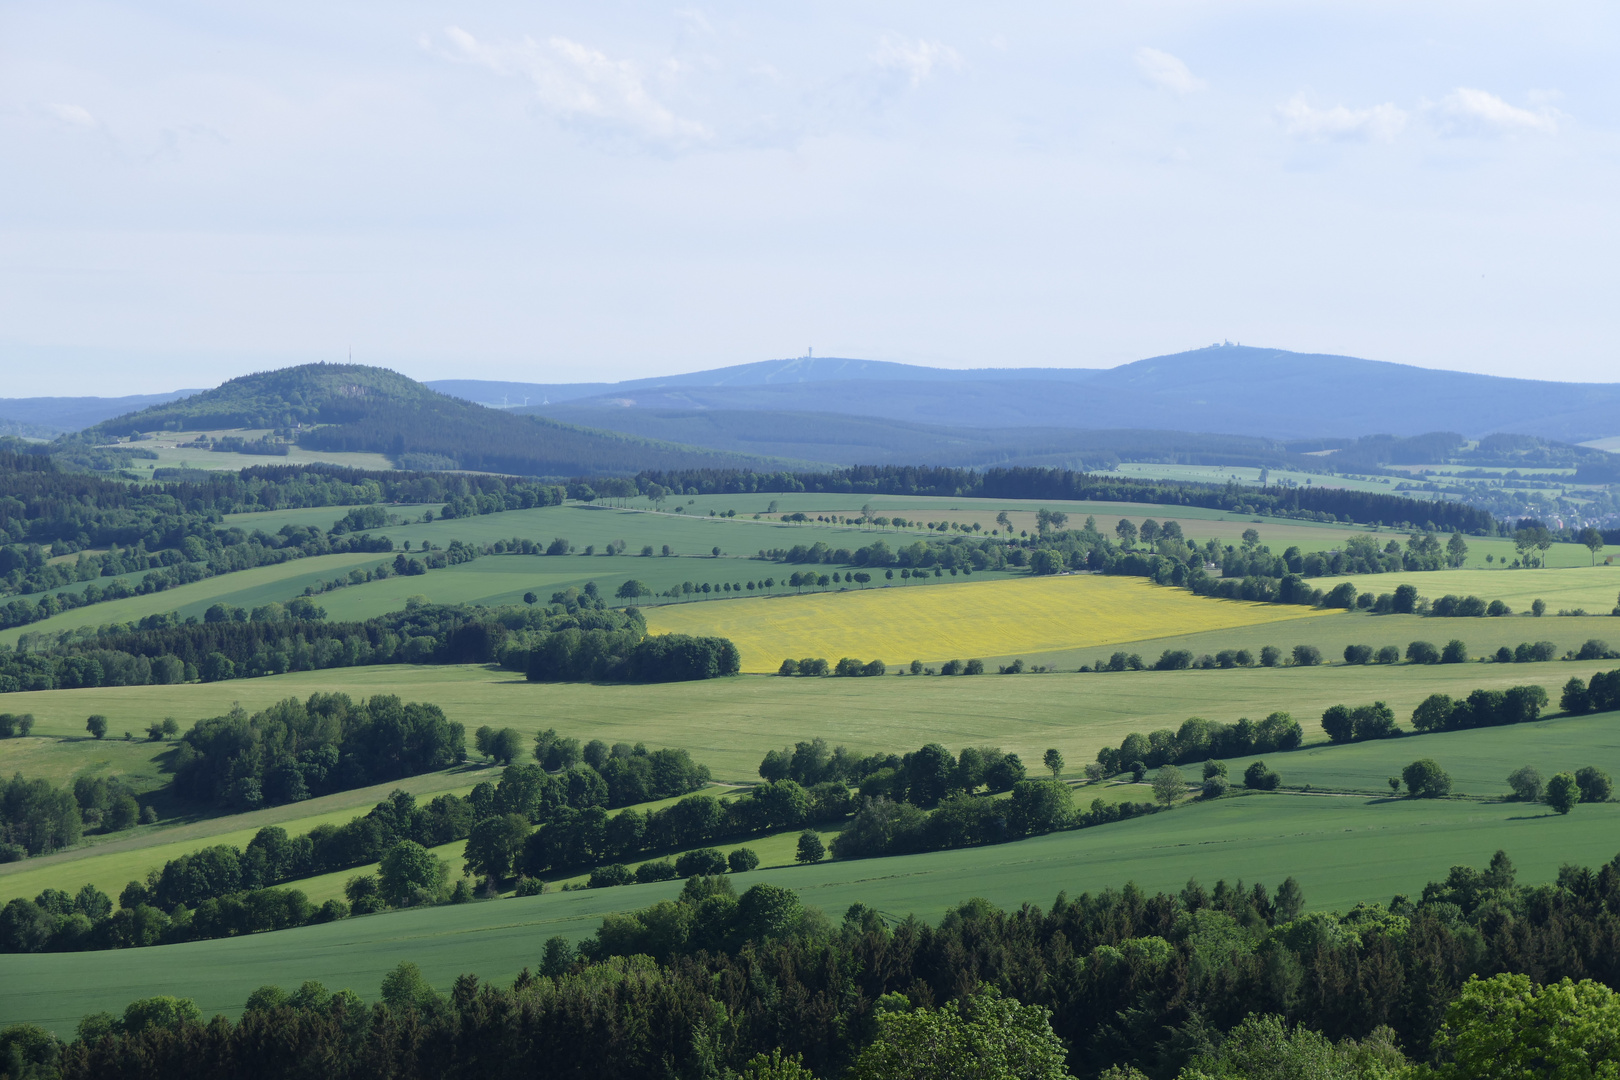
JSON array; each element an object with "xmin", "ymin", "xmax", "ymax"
[{"xmin": 644, "ymin": 575, "xmax": 1332, "ymax": 672}]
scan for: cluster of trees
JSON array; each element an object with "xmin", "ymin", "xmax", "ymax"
[
  {"xmin": 832, "ymin": 784, "xmax": 1159, "ymax": 859},
  {"xmin": 0, "ymin": 770, "xmax": 151, "ymax": 863},
  {"xmin": 762, "ymin": 739, "xmax": 1028, "ymax": 807},
  {"xmin": 467, "ymin": 774, "xmax": 817, "ymax": 883},
  {"xmin": 776, "ymin": 657, "xmax": 830, "ymax": 676},
  {"xmin": 0, "ymin": 711, "xmax": 35, "ymax": 737},
  {"xmin": 1410, "ymin": 684, "xmax": 1550, "ymax": 733},
  {"xmin": 3, "ymin": 600, "xmax": 736, "ymax": 692},
  {"xmin": 0, "ymin": 871, "xmax": 344, "ymax": 957},
  {"xmin": 1561, "ymin": 666, "xmax": 1620, "ymax": 714},
  {"xmin": 766, "ymin": 534, "xmax": 1007, "ymax": 575},
  {"xmin": 529, "ymin": 731, "xmax": 711, "ymax": 807},
  {"xmin": 1430, "ymin": 593, "xmax": 1513, "ymax": 617},
  {"xmin": 1095, "ymin": 714, "xmax": 1304, "ymax": 776},
  {"xmin": 518, "ymin": 627, "xmax": 740, "ymax": 683},
  {"xmin": 1, "ymin": 731, "xmax": 715, "ymax": 955},
  {"xmin": 18, "ymin": 849, "xmax": 1620, "ymax": 1078},
  {"xmin": 1506, "ymin": 764, "xmax": 1612, "ymax": 814},
  {"xmin": 1321, "ymin": 702, "xmax": 1399, "ymax": 743},
  {"xmin": 173, "ymin": 694, "xmax": 466, "ymax": 811},
  {"xmin": 1488, "ymin": 640, "xmax": 1559, "ymax": 663}
]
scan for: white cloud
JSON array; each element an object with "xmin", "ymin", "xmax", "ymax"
[
  {"xmin": 1438, "ymin": 87, "xmax": 1558, "ymax": 136},
  {"xmin": 437, "ymin": 27, "xmax": 710, "ymax": 148},
  {"xmin": 1276, "ymin": 94, "xmax": 1406, "ymax": 142},
  {"xmin": 872, "ymin": 37, "xmax": 962, "ymax": 88},
  {"xmin": 1134, "ymin": 48, "xmax": 1204, "ymax": 94},
  {"xmin": 46, "ymin": 102, "xmax": 97, "ymax": 128}
]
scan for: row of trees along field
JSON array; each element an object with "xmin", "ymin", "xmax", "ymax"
[
  {"xmin": 0, "ymin": 601, "xmax": 738, "ymax": 693},
  {"xmin": 10, "ymin": 850, "xmax": 1620, "ymax": 1078},
  {"xmin": 0, "ymin": 733, "xmax": 711, "ymax": 950},
  {"xmin": 636, "ymin": 463, "xmax": 1499, "ymax": 531},
  {"xmin": 767, "ymin": 523, "xmax": 1527, "ymax": 616}
]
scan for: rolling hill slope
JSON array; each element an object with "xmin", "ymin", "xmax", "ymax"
[{"xmin": 65, "ymin": 364, "xmax": 808, "ymax": 477}]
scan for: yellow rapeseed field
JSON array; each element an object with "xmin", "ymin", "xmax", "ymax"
[{"xmin": 644, "ymin": 574, "xmax": 1332, "ymax": 672}]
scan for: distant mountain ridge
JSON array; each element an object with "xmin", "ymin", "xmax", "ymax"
[
  {"xmin": 425, "ymin": 346, "xmax": 1620, "ymax": 444},
  {"xmin": 0, "ymin": 391, "xmax": 201, "ymax": 435},
  {"xmin": 12, "ymin": 345, "xmax": 1620, "ymax": 453}
]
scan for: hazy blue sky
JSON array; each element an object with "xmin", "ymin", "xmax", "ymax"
[{"xmin": 3, "ymin": 2, "xmax": 1616, "ymax": 394}]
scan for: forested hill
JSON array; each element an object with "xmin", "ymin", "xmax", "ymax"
[{"xmin": 65, "ymin": 364, "xmax": 804, "ymax": 477}]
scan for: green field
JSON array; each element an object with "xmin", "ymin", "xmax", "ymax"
[
  {"xmin": 1, "ymin": 552, "xmax": 395, "ymax": 648},
  {"xmin": 7, "ymin": 660, "xmax": 1618, "ymax": 791},
  {"xmin": 1373, "ymin": 565, "xmax": 1620, "ymax": 612},
  {"xmin": 1114, "ymin": 462, "xmax": 1400, "ymax": 495},
  {"xmin": 0, "ymin": 766, "xmax": 502, "ymax": 904},
  {"xmin": 7, "ymin": 788, "xmax": 1620, "ymax": 1036},
  {"xmin": 114, "ymin": 430, "xmax": 397, "ymax": 474},
  {"xmin": 1196, "ymin": 707, "xmax": 1620, "ymax": 796},
  {"xmin": 1048, "ymin": 610, "xmax": 1619, "ymax": 672},
  {"xmin": 9, "ymin": 490, "xmax": 1604, "ymax": 649}
]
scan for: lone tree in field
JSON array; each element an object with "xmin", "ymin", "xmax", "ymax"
[
  {"xmin": 1152, "ymin": 765, "xmax": 1184, "ymax": 806},
  {"xmin": 796, "ymin": 830, "xmax": 825, "ymax": 864},
  {"xmin": 1244, "ymin": 761, "xmax": 1280, "ymax": 790},
  {"xmin": 1507, "ymin": 766, "xmax": 1543, "ymax": 802},
  {"xmin": 1043, "ymin": 749, "xmax": 1064, "ymax": 778},
  {"xmin": 1576, "ymin": 766, "xmax": 1613, "ymax": 803},
  {"xmin": 86, "ymin": 715, "xmax": 107, "ymax": 740},
  {"xmin": 1546, "ymin": 772, "xmax": 1580, "ymax": 814},
  {"xmin": 1402, "ymin": 759, "xmax": 1452, "ymax": 799},
  {"xmin": 1578, "ymin": 526, "xmax": 1605, "ymax": 565}
]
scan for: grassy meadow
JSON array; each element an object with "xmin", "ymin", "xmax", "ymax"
[
  {"xmin": 1197, "ymin": 707, "xmax": 1620, "ymax": 797},
  {"xmin": 7, "ymin": 659, "xmax": 1618, "ymax": 793},
  {"xmin": 6, "ymin": 488, "xmax": 1607, "ymax": 650},
  {"xmin": 644, "ymin": 574, "xmax": 1332, "ymax": 672}
]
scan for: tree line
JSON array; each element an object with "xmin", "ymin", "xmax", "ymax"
[
  {"xmin": 0, "ymin": 733, "xmax": 713, "ymax": 955},
  {"xmin": 2, "ymin": 601, "xmax": 738, "ymax": 693},
  {"xmin": 17, "ymin": 848, "xmax": 1620, "ymax": 1078},
  {"xmin": 0, "ymin": 772, "xmax": 145, "ymax": 863},
  {"xmin": 633, "ymin": 463, "xmax": 1497, "ymax": 533},
  {"xmin": 173, "ymin": 693, "xmax": 466, "ymax": 812}
]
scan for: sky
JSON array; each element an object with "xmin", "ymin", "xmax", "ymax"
[{"xmin": 2, "ymin": 1, "xmax": 1617, "ymax": 396}]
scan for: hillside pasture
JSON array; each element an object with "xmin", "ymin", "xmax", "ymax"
[
  {"xmin": 0, "ymin": 766, "xmax": 500, "ymax": 905},
  {"xmin": 1038, "ymin": 610, "xmax": 1619, "ymax": 674},
  {"xmin": 115, "ymin": 429, "xmax": 397, "ymax": 474},
  {"xmin": 1371, "ymin": 566, "xmax": 1620, "ymax": 613},
  {"xmin": 1195, "ymin": 707, "xmax": 1620, "ymax": 798},
  {"xmin": 643, "ymin": 574, "xmax": 1334, "ymax": 673},
  {"xmin": 0, "ymin": 552, "xmax": 395, "ymax": 648},
  {"xmin": 7, "ymin": 790, "xmax": 1620, "ymax": 1035}
]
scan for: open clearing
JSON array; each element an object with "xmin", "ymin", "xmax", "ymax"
[
  {"xmin": 7, "ymin": 791, "xmax": 1619, "ymax": 1035},
  {"xmin": 644, "ymin": 574, "xmax": 1332, "ymax": 672}
]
